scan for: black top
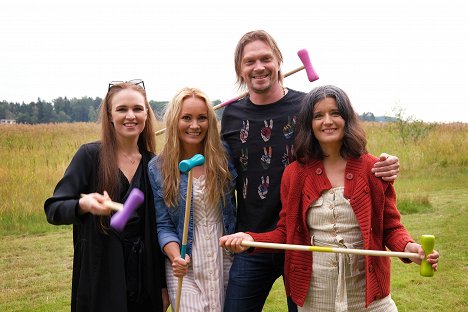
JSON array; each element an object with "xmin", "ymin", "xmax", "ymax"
[
  {"xmin": 221, "ymin": 89, "xmax": 306, "ymax": 232},
  {"xmin": 44, "ymin": 142, "xmax": 166, "ymax": 312}
]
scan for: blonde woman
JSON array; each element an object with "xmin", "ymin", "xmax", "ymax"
[{"xmin": 148, "ymin": 87, "xmax": 237, "ymax": 311}]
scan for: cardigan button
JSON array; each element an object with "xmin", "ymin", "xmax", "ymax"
[
  {"xmin": 297, "ymin": 226, "xmax": 302, "ymax": 233},
  {"xmin": 368, "ymin": 264, "xmax": 374, "ymax": 272},
  {"xmin": 315, "ymin": 168, "xmax": 323, "ymax": 175},
  {"xmin": 346, "ymin": 173, "xmax": 353, "ymax": 180},
  {"xmin": 364, "ymin": 186, "xmax": 370, "ymax": 193},
  {"xmin": 290, "ymin": 264, "xmax": 295, "ymax": 272}
]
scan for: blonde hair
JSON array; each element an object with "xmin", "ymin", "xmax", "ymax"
[{"xmin": 159, "ymin": 87, "xmax": 231, "ymax": 209}]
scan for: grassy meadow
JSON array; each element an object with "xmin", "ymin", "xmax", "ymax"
[{"xmin": 0, "ymin": 121, "xmax": 467, "ymax": 311}]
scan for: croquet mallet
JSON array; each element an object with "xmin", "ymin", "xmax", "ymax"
[
  {"xmin": 80, "ymin": 188, "xmax": 144, "ymax": 231},
  {"xmin": 242, "ymin": 234, "xmax": 435, "ymax": 277},
  {"xmin": 175, "ymin": 154, "xmax": 205, "ymax": 312},
  {"xmin": 155, "ymin": 48, "xmax": 319, "ymax": 136}
]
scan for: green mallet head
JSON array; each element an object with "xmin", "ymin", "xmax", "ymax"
[{"xmin": 420, "ymin": 234, "xmax": 435, "ymax": 277}]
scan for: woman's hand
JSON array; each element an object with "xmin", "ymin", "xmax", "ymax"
[
  {"xmin": 219, "ymin": 232, "xmax": 254, "ymax": 253},
  {"xmin": 372, "ymin": 153, "xmax": 400, "ymax": 181},
  {"xmin": 171, "ymin": 255, "xmax": 190, "ymax": 277},
  {"xmin": 78, "ymin": 191, "xmax": 112, "ymax": 215},
  {"xmin": 404, "ymin": 242, "xmax": 439, "ymax": 271}
]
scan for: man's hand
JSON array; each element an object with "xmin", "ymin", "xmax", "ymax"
[{"xmin": 372, "ymin": 153, "xmax": 400, "ymax": 181}]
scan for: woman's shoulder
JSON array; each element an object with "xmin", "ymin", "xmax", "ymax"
[
  {"xmin": 148, "ymin": 153, "xmax": 162, "ymax": 165},
  {"xmin": 358, "ymin": 153, "xmax": 381, "ymax": 173},
  {"xmin": 79, "ymin": 141, "xmax": 100, "ymax": 152},
  {"xmin": 361, "ymin": 153, "xmax": 379, "ymax": 163},
  {"xmin": 73, "ymin": 141, "xmax": 100, "ymax": 159},
  {"xmin": 355, "ymin": 153, "xmax": 390, "ymax": 187},
  {"xmin": 282, "ymin": 160, "xmax": 318, "ymax": 181},
  {"xmin": 148, "ymin": 155, "xmax": 163, "ymax": 179}
]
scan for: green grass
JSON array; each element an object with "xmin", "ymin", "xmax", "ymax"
[{"xmin": 1, "ymin": 122, "xmax": 467, "ymax": 311}]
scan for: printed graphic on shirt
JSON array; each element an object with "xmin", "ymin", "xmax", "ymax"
[
  {"xmin": 258, "ymin": 176, "xmax": 270, "ymax": 199},
  {"xmin": 261, "ymin": 119, "xmax": 273, "ymax": 142},
  {"xmin": 260, "ymin": 146, "xmax": 272, "ymax": 170},
  {"xmin": 283, "ymin": 115, "xmax": 296, "ymax": 139},
  {"xmin": 282, "ymin": 145, "xmax": 294, "ymax": 167},
  {"xmin": 240, "ymin": 148, "xmax": 248, "ymax": 171},
  {"xmin": 242, "ymin": 177, "xmax": 248, "ymax": 199},
  {"xmin": 240, "ymin": 120, "xmax": 249, "ymax": 143}
]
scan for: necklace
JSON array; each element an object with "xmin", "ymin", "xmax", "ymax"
[
  {"xmin": 120, "ymin": 151, "xmax": 138, "ymax": 164},
  {"xmin": 283, "ymin": 87, "xmax": 287, "ymax": 96}
]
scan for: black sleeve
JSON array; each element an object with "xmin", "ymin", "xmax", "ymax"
[{"xmin": 44, "ymin": 143, "xmax": 97, "ymax": 225}]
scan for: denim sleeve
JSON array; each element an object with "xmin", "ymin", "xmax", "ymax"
[{"xmin": 148, "ymin": 158, "xmax": 180, "ymax": 254}]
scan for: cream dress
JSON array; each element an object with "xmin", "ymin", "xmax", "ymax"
[
  {"xmin": 166, "ymin": 175, "xmax": 233, "ymax": 311},
  {"xmin": 299, "ymin": 187, "xmax": 398, "ymax": 312}
]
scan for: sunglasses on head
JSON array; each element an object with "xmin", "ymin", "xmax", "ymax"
[{"xmin": 108, "ymin": 79, "xmax": 145, "ymax": 91}]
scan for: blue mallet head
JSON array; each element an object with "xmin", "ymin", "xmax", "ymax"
[{"xmin": 179, "ymin": 154, "xmax": 205, "ymax": 173}]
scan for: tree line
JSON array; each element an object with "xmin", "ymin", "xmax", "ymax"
[
  {"xmin": 0, "ymin": 97, "xmax": 225, "ymax": 124},
  {"xmin": 1, "ymin": 96, "xmax": 379, "ymax": 124}
]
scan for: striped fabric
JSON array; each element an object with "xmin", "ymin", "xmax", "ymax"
[
  {"xmin": 166, "ymin": 175, "xmax": 233, "ymax": 311},
  {"xmin": 299, "ymin": 187, "xmax": 397, "ymax": 312}
]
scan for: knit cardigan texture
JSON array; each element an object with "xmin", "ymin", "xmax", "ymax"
[{"xmin": 249, "ymin": 154, "xmax": 414, "ymax": 307}]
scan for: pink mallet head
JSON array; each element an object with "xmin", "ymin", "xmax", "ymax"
[
  {"xmin": 297, "ymin": 49, "xmax": 319, "ymax": 82},
  {"xmin": 110, "ymin": 188, "xmax": 144, "ymax": 231}
]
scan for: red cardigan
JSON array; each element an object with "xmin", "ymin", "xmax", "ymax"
[{"xmin": 249, "ymin": 154, "xmax": 414, "ymax": 307}]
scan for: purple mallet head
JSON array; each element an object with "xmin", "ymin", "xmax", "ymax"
[{"xmin": 110, "ymin": 188, "xmax": 144, "ymax": 231}]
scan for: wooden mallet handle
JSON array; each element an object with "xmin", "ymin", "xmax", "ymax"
[
  {"xmin": 241, "ymin": 241, "xmax": 420, "ymax": 259},
  {"xmin": 175, "ymin": 154, "xmax": 206, "ymax": 312},
  {"xmin": 80, "ymin": 193, "xmax": 123, "ymax": 211},
  {"xmin": 242, "ymin": 239, "xmax": 435, "ymax": 277}
]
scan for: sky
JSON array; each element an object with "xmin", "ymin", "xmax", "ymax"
[{"xmin": 0, "ymin": 0, "xmax": 467, "ymax": 123}]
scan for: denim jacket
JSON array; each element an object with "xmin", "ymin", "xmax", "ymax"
[{"xmin": 148, "ymin": 155, "xmax": 237, "ymax": 257}]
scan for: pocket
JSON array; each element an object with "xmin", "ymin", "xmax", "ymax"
[{"xmin": 310, "ymin": 197, "xmax": 324, "ymax": 208}]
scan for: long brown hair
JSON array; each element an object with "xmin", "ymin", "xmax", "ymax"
[
  {"xmin": 97, "ymin": 82, "xmax": 157, "ymax": 201},
  {"xmin": 294, "ymin": 85, "xmax": 367, "ymax": 164},
  {"xmin": 158, "ymin": 87, "xmax": 231, "ymax": 209}
]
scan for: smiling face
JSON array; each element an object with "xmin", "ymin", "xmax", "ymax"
[
  {"xmin": 178, "ymin": 95, "xmax": 209, "ymax": 155},
  {"xmin": 312, "ymin": 97, "xmax": 345, "ymax": 149},
  {"xmin": 240, "ymin": 40, "xmax": 281, "ymax": 95},
  {"xmin": 110, "ymin": 88, "xmax": 147, "ymax": 142}
]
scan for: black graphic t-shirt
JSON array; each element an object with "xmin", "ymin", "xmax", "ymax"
[{"xmin": 221, "ymin": 89, "xmax": 306, "ymax": 232}]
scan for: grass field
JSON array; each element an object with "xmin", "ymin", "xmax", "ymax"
[{"xmin": 0, "ymin": 122, "xmax": 467, "ymax": 311}]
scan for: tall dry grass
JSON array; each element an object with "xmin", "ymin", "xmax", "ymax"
[
  {"xmin": 1, "ymin": 121, "xmax": 466, "ymax": 234},
  {"xmin": 0, "ymin": 122, "xmax": 166, "ymax": 234},
  {"xmin": 0, "ymin": 121, "xmax": 467, "ymax": 311}
]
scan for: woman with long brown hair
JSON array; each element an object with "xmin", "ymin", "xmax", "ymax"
[{"xmin": 45, "ymin": 80, "xmax": 169, "ymax": 312}]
